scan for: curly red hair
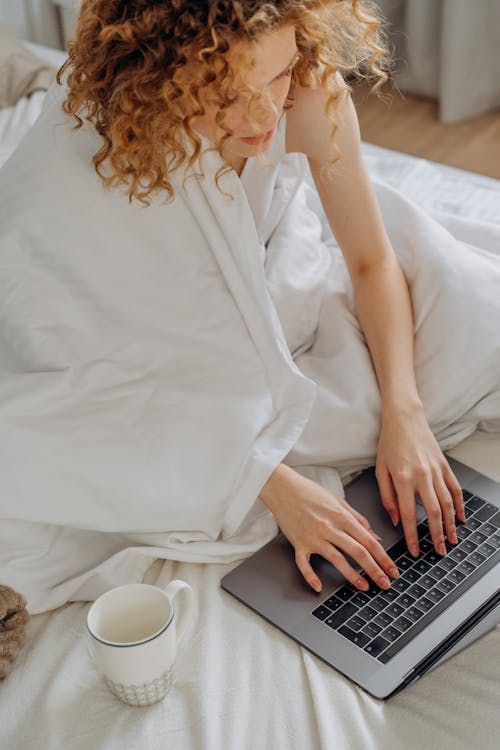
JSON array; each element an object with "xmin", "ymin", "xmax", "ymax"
[{"xmin": 57, "ymin": 0, "xmax": 390, "ymax": 204}]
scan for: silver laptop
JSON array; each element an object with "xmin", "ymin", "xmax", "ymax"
[{"xmin": 221, "ymin": 456, "xmax": 500, "ymax": 700}]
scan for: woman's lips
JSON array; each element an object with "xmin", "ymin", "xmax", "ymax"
[{"xmin": 240, "ymin": 129, "xmax": 274, "ymax": 144}]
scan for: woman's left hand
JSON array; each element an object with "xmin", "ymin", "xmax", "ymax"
[{"xmin": 375, "ymin": 401, "xmax": 467, "ymax": 558}]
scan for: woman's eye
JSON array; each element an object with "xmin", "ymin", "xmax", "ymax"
[
  {"xmin": 277, "ymin": 66, "xmax": 293, "ymax": 80},
  {"xmin": 207, "ymin": 95, "xmax": 239, "ymax": 107}
]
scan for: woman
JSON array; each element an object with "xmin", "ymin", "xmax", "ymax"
[{"xmin": 2, "ymin": 0, "xmax": 499, "ymax": 611}]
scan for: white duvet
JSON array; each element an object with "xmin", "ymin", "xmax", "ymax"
[{"xmin": 1, "ymin": 83, "xmax": 500, "ymax": 615}]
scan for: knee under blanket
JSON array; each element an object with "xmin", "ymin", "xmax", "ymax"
[{"xmin": 1, "ymin": 84, "xmax": 499, "ymax": 613}]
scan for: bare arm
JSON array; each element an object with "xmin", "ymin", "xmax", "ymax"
[
  {"xmin": 262, "ymin": 76, "xmax": 465, "ymax": 563},
  {"xmin": 288, "ymin": 81, "xmax": 421, "ymax": 417}
]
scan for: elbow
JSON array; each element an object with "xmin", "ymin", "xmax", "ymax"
[{"xmin": 349, "ymin": 252, "xmax": 400, "ymax": 286}]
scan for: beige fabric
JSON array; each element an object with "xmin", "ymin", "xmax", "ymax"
[
  {"xmin": 0, "ymin": 585, "xmax": 29, "ymax": 679},
  {"xmin": 0, "ymin": 24, "xmax": 58, "ymax": 108}
]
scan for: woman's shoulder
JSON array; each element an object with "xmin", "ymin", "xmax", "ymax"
[{"xmin": 284, "ymin": 70, "xmax": 348, "ymax": 158}]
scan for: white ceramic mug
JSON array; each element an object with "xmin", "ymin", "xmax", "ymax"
[{"xmin": 87, "ymin": 580, "xmax": 196, "ymax": 706}]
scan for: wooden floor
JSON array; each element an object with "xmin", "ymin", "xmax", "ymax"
[{"xmin": 351, "ymin": 81, "xmax": 500, "ymax": 180}]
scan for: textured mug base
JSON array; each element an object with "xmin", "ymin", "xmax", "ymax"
[{"xmin": 106, "ymin": 667, "xmax": 174, "ymax": 706}]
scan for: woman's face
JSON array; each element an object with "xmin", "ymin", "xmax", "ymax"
[{"xmin": 189, "ymin": 24, "xmax": 298, "ymax": 162}]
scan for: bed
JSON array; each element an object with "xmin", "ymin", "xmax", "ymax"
[{"xmin": 1, "ymin": 39, "xmax": 499, "ymax": 750}]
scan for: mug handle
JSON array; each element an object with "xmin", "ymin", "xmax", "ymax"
[{"xmin": 162, "ymin": 579, "xmax": 196, "ymax": 647}]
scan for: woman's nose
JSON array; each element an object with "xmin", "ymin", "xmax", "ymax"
[{"xmin": 255, "ymin": 92, "xmax": 279, "ymax": 130}]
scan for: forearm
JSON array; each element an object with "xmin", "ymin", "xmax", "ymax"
[{"xmin": 351, "ymin": 250, "xmax": 424, "ymax": 415}]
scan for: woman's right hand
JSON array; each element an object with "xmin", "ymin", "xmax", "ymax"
[{"xmin": 259, "ymin": 463, "xmax": 400, "ymax": 593}]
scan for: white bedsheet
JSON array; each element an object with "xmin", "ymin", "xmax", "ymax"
[
  {"xmin": 3, "ymin": 427, "xmax": 500, "ymax": 750},
  {"xmin": 1, "ymin": 54, "xmax": 499, "ymax": 749}
]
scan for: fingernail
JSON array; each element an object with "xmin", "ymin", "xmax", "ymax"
[
  {"xmin": 391, "ymin": 515, "xmax": 399, "ymax": 527},
  {"xmin": 389, "ymin": 566, "xmax": 399, "ymax": 578},
  {"xmin": 438, "ymin": 543, "xmax": 446, "ymax": 555},
  {"xmin": 410, "ymin": 544, "xmax": 419, "ymax": 557},
  {"xmin": 449, "ymin": 531, "xmax": 458, "ymax": 544},
  {"xmin": 378, "ymin": 576, "xmax": 391, "ymax": 589},
  {"xmin": 356, "ymin": 578, "xmax": 369, "ymax": 590}
]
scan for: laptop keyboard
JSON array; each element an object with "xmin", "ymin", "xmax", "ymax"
[{"xmin": 311, "ymin": 490, "xmax": 500, "ymax": 663}]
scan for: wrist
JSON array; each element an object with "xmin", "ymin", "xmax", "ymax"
[
  {"xmin": 259, "ymin": 463, "xmax": 296, "ymax": 512},
  {"xmin": 381, "ymin": 392, "xmax": 425, "ymax": 422}
]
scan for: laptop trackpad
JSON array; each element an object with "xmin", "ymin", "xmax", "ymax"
[{"xmin": 343, "ymin": 468, "xmax": 427, "ymax": 552}]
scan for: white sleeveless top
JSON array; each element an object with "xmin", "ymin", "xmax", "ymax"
[
  {"xmin": 238, "ymin": 112, "xmax": 332, "ymax": 358},
  {"xmin": 238, "ymin": 112, "xmax": 308, "ymax": 254}
]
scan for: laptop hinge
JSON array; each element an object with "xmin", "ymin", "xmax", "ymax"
[{"xmin": 386, "ymin": 587, "xmax": 500, "ymax": 701}]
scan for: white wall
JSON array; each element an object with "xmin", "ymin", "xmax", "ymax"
[
  {"xmin": 0, "ymin": 0, "xmax": 32, "ymax": 38},
  {"xmin": 54, "ymin": 0, "xmax": 80, "ymax": 43},
  {"xmin": 0, "ymin": 0, "xmax": 73, "ymax": 48}
]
